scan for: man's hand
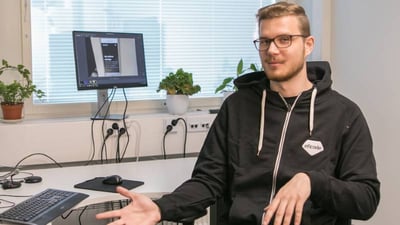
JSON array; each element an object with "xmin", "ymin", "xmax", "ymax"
[
  {"xmin": 262, "ymin": 173, "xmax": 311, "ymax": 225},
  {"xmin": 96, "ymin": 186, "xmax": 161, "ymax": 225}
]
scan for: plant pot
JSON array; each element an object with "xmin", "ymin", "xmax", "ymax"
[
  {"xmin": 1, "ymin": 102, "xmax": 24, "ymax": 121},
  {"xmin": 166, "ymin": 95, "xmax": 189, "ymax": 115}
]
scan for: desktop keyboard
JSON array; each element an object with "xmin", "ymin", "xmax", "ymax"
[{"xmin": 0, "ymin": 188, "xmax": 89, "ymax": 225}]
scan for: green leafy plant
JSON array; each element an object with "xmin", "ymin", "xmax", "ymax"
[
  {"xmin": 157, "ymin": 68, "xmax": 201, "ymax": 95},
  {"xmin": 0, "ymin": 59, "xmax": 45, "ymax": 104},
  {"xmin": 215, "ymin": 58, "xmax": 261, "ymax": 94}
]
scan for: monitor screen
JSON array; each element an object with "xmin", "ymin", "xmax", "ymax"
[{"xmin": 72, "ymin": 31, "xmax": 147, "ymax": 90}]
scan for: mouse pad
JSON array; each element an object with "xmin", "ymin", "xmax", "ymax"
[{"xmin": 74, "ymin": 177, "xmax": 144, "ymax": 193}]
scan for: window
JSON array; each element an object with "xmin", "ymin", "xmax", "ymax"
[{"xmin": 30, "ymin": 0, "xmax": 274, "ymax": 105}]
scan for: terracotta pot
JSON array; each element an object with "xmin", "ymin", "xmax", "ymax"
[{"xmin": 1, "ymin": 102, "xmax": 24, "ymax": 120}]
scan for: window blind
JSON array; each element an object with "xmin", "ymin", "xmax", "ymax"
[{"xmin": 30, "ymin": 0, "xmax": 274, "ymax": 104}]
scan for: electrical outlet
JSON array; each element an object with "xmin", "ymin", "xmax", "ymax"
[
  {"xmin": 163, "ymin": 118, "xmax": 178, "ymax": 134},
  {"xmin": 187, "ymin": 116, "xmax": 212, "ymax": 133}
]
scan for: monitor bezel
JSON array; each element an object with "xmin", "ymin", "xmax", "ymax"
[{"xmin": 72, "ymin": 30, "xmax": 148, "ymax": 91}]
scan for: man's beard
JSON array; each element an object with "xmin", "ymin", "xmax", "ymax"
[{"xmin": 266, "ymin": 60, "xmax": 305, "ymax": 82}]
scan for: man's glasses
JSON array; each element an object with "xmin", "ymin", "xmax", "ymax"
[{"xmin": 253, "ymin": 34, "xmax": 307, "ymax": 51}]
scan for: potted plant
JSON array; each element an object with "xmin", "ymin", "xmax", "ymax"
[
  {"xmin": 0, "ymin": 59, "xmax": 45, "ymax": 121},
  {"xmin": 157, "ymin": 68, "xmax": 201, "ymax": 115},
  {"xmin": 215, "ymin": 58, "xmax": 261, "ymax": 99}
]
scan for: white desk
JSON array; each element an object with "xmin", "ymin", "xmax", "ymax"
[{"xmin": 0, "ymin": 157, "xmax": 197, "ymax": 213}]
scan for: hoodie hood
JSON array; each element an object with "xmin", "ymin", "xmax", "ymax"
[{"xmin": 233, "ymin": 61, "xmax": 332, "ymax": 156}]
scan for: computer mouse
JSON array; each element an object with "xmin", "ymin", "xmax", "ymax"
[
  {"xmin": 102, "ymin": 175, "xmax": 123, "ymax": 185},
  {"xmin": 24, "ymin": 175, "xmax": 43, "ymax": 184}
]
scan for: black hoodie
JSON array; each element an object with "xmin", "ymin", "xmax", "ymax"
[{"xmin": 155, "ymin": 61, "xmax": 380, "ymax": 225}]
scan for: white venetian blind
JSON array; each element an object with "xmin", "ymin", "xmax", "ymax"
[{"xmin": 30, "ymin": 0, "xmax": 274, "ymax": 104}]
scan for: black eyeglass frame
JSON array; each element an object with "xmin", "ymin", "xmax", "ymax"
[{"xmin": 253, "ymin": 34, "xmax": 308, "ymax": 51}]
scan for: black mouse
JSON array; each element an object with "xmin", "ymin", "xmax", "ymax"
[
  {"xmin": 24, "ymin": 175, "xmax": 42, "ymax": 184},
  {"xmin": 102, "ymin": 175, "xmax": 123, "ymax": 185}
]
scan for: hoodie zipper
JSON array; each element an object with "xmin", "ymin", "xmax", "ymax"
[{"xmin": 268, "ymin": 94, "xmax": 301, "ymax": 203}]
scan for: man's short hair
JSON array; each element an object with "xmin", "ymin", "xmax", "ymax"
[{"xmin": 257, "ymin": 2, "xmax": 311, "ymax": 36}]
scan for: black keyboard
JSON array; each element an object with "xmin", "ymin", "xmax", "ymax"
[{"xmin": 0, "ymin": 188, "xmax": 89, "ymax": 225}]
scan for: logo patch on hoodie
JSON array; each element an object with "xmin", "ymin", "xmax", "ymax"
[{"xmin": 302, "ymin": 139, "xmax": 324, "ymax": 156}]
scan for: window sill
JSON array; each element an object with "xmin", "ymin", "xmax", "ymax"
[{"xmin": 20, "ymin": 96, "xmax": 223, "ymax": 120}]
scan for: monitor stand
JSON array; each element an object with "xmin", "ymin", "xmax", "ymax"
[{"xmin": 91, "ymin": 89, "xmax": 127, "ymax": 121}]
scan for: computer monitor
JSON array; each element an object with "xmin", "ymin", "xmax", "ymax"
[{"xmin": 72, "ymin": 31, "xmax": 147, "ymax": 120}]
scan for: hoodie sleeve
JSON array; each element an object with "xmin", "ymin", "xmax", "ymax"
[
  {"xmin": 307, "ymin": 106, "xmax": 380, "ymax": 220},
  {"xmin": 154, "ymin": 103, "xmax": 230, "ymax": 222}
]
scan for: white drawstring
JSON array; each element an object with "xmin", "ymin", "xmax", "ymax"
[
  {"xmin": 309, "ymin": 87, "xmax": 317, "ymax": 136},
  {"xmin": 257, "ymin": 90, "xmax": 267, "ymax": 156}
]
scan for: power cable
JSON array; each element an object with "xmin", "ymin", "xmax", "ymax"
[
  {"xmin": 87, "ymin": 88, "xmax": 116, "ymax": 165},
  {"xmin": 99, "ymin": 88, "xmax": 117, "ymax": 164},
  {"xmin": 162, "ymin": 117, "xmax": 188, "ymax": 159},
  {"xmin": 162, "ymin": 124, "xmax": 174, "ymax": 159},
  {"xmin": 118, "ymin": 88, "xmax": 130, "ymax": 163},
  {"xmin": 174, "ymin": 118, "xmax": 188, "ymax": 158},
  {"xmin": 5, "ymin": 153, "xmax": 62, "ymax": 174}
]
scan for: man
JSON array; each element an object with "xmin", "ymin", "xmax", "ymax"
[{"xmin": 96, "ymin": 2, "xmax": 380, "ymax": 225}]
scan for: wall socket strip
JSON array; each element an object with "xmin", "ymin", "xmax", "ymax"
[{"xmin": 164, "ymin": 115, "xmax": 214, "ymax": 134}]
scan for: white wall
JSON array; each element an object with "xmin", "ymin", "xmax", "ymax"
[
  {"xmin": 331, "ymin": 1, "xmax": 400, "ymax": 224},
  {"xmin": 0, "ymin": 111, "xmax": 216, "ymax": 167},
  {"xmin": 0, "ymin": 0, "xmax": 22, "ymax": 63}
]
